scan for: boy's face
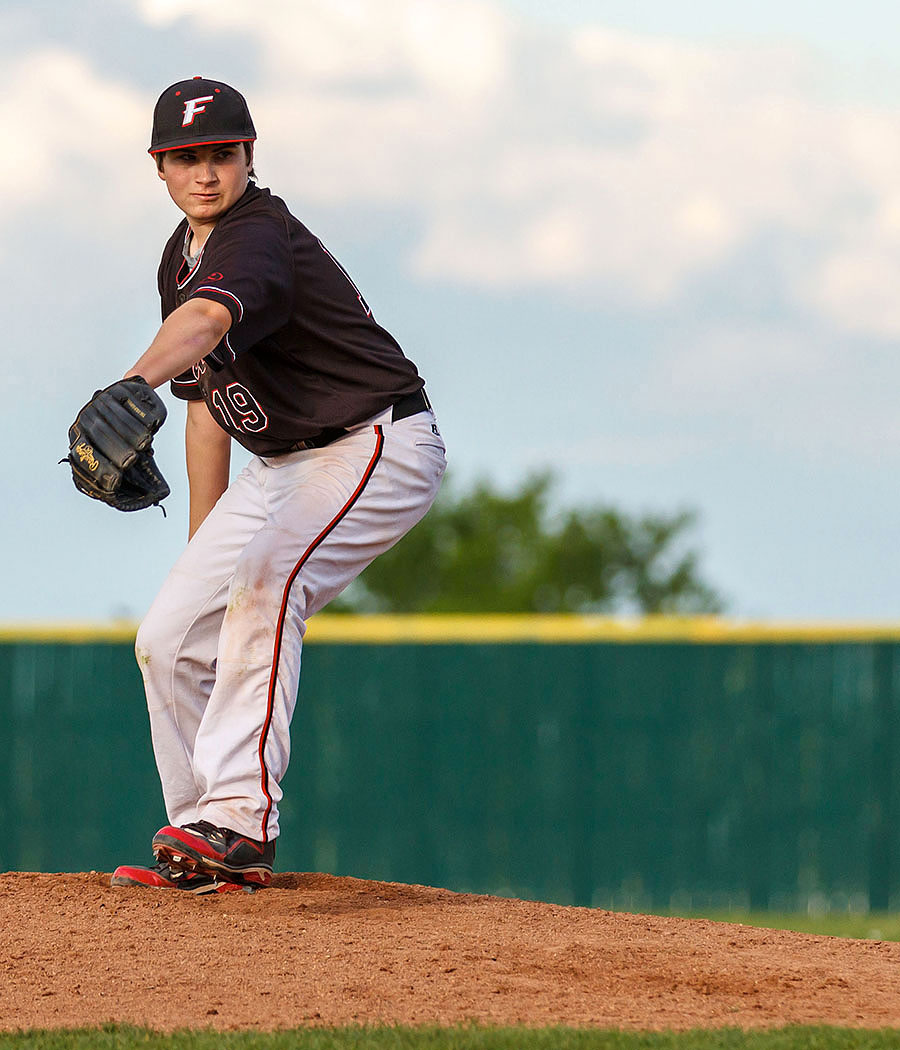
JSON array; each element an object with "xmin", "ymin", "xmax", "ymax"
[{"xmin": 156, "ymin": 143, "xmax": 251, "ymax": 226}]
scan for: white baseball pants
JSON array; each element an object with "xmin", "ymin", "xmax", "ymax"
[{"xmin": 135, "ymin": 407, "xmax": 446, "ymax": 843}]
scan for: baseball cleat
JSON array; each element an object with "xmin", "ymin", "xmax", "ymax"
[
  {"xmin": 110, "ymin": 859, "xmax": 249, "ymax": 894},
  {"xmin": 152, "ymin": 820, "xmax": 275, "ymax": 886}
]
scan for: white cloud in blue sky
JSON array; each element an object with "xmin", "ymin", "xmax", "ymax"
[
  {"xmin": 7, "ymin": 0, "xmax": 899, "ymax": 330},
  {"xmin": 5, "ymin": 0, "xmax": 900, "ymax": 620}
]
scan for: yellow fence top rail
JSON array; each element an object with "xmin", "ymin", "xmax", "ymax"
[{"xmin": 4, "ymin": 615, "xmax": 900, "ymax": 644}]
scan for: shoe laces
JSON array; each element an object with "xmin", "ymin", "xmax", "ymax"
[
  {"xmin": 180, "ymin": 819, "xmax": 266, "ymax": 855},
  {"xmin": 182, "ymin": 819, "xmax": 228, "ymax": 846}
]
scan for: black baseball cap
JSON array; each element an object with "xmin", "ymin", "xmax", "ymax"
[{"xmin": 149, "ymin": 76, "xmax": 256, "ymax": 155}]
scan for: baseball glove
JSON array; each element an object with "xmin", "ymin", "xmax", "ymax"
[{"xmin": 65, "ymin": 377, "xmax": 170, "ymax": 512}]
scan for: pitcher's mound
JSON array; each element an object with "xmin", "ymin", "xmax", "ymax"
[{"xmin": 1, "ymin": 871, "xmax": 898, "ymax": 1031}]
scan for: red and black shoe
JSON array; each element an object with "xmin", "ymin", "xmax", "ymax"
[
  {"xmin": 152, "ymin": 820, "xmax": 275, "ymax": 887},
  {"xmin": 110, "ymin": 859, "xmax": 248, "ymax": 895}
]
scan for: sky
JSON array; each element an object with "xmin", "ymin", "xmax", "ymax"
[{"xmin": 4, "ymin": 0, "xmax": 900, "ymax": 621}]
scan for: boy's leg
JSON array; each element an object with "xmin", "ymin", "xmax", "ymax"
[
  {"xmin": 135, "ymin": 460, "xmax": 269, "ymax": 826},
  {"xmin": 180, "ymin": 411, "xmax": 446, "ymax": 846}
]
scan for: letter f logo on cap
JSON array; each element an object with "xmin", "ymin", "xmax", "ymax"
[{"xmin": 182, "ymin": 95, "xmax": 215, "ymax": 127}]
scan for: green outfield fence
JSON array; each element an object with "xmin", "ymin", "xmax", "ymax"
[{"xmin": 2, "ymin": 615, "xmax": 900, "ymax": 913}]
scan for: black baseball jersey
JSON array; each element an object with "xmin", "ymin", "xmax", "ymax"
[{"xmin": 160, "ymin": 182, "xmax": 424, "ymax": 456}]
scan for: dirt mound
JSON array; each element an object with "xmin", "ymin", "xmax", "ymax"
[{"xmin": 1, "ymin": 871, "xmax": 899, "ymax": 1031}]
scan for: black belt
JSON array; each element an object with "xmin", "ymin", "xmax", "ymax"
[
  {"xmin": 391, "ymin": 387, "xmax": 431, "ymax": 421},
  {"xmin": 271, "ymin": 388, "xmax": 431, "ymax": 455}
]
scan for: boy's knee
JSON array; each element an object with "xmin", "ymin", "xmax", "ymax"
[
  {"xmin": 135, "ymin": 602, "xmax": 177, "ymax": 667},
  {"xmin": 135, "ymin": 614, "xmax": 158, "ymax": 670}
]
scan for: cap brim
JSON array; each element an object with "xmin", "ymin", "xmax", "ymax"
[{"xmin": 148, "ymin": 136, "xmax": 256, "ymax": 155}]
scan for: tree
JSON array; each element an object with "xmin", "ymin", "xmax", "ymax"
[{"xmin": 334, "ymin": 472, "xmax": 725, "ymax": 614}]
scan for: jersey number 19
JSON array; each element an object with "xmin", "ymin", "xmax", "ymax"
[{"xmin": 211, "ymin": 382, "xmax": 269, "ymax": 433}]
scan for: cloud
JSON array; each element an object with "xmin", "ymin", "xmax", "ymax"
[
  {"xmin": 128, "ymin": 1, "xmax": 900, "ymax": 341},
  {"xmin": 0, "ymin": 48, "xmax": 150, "ymax": 229},
  {"xmin": 6, "ymin": 0, "xmax": 900, "ymax": 344}
]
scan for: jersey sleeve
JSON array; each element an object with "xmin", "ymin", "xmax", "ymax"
[
  {"xmin": 169, "ymin": 369, "xmax": 204, "ymax": 401},
  {"xmin": 187, "ymin": 212, "xmax": 293, "ymax": 354}
]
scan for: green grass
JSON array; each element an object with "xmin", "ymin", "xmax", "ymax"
[
  {"xmin": 665, "ymin": 912, "xmax": 900, "ymax": 941},
  {"xmin": 3, "ymin": 1028, "xmax": 900, "ymax": 1050}
]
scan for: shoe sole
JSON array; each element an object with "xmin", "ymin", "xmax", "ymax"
[
  {"xmin": 110, "ymin": 871, "xmax": 245, "ymax": 895},
  {"xmin": 152, "ymin": 830, "xmax": 273, "ymax": 887}
]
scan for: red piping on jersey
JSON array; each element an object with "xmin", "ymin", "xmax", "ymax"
[
  {"xmin": 257, "ymin": 425, "xmax": 385, "ymax": 842},
  {"xmin": 194, "ymin": 285, "xmax": 245, "ymax": 321},
  {"xmin": 176, "ymin": 238, "xmax": 206, "ymax": 289}
]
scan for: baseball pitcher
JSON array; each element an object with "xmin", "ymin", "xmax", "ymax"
[{"xmin": 67, "ymin": 77, "xmax": 446, "ymax": 893}]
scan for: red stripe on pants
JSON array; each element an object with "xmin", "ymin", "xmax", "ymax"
[{"xmin": 257, "ymin": 426, "xmax": 385, "ymax": 841}]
